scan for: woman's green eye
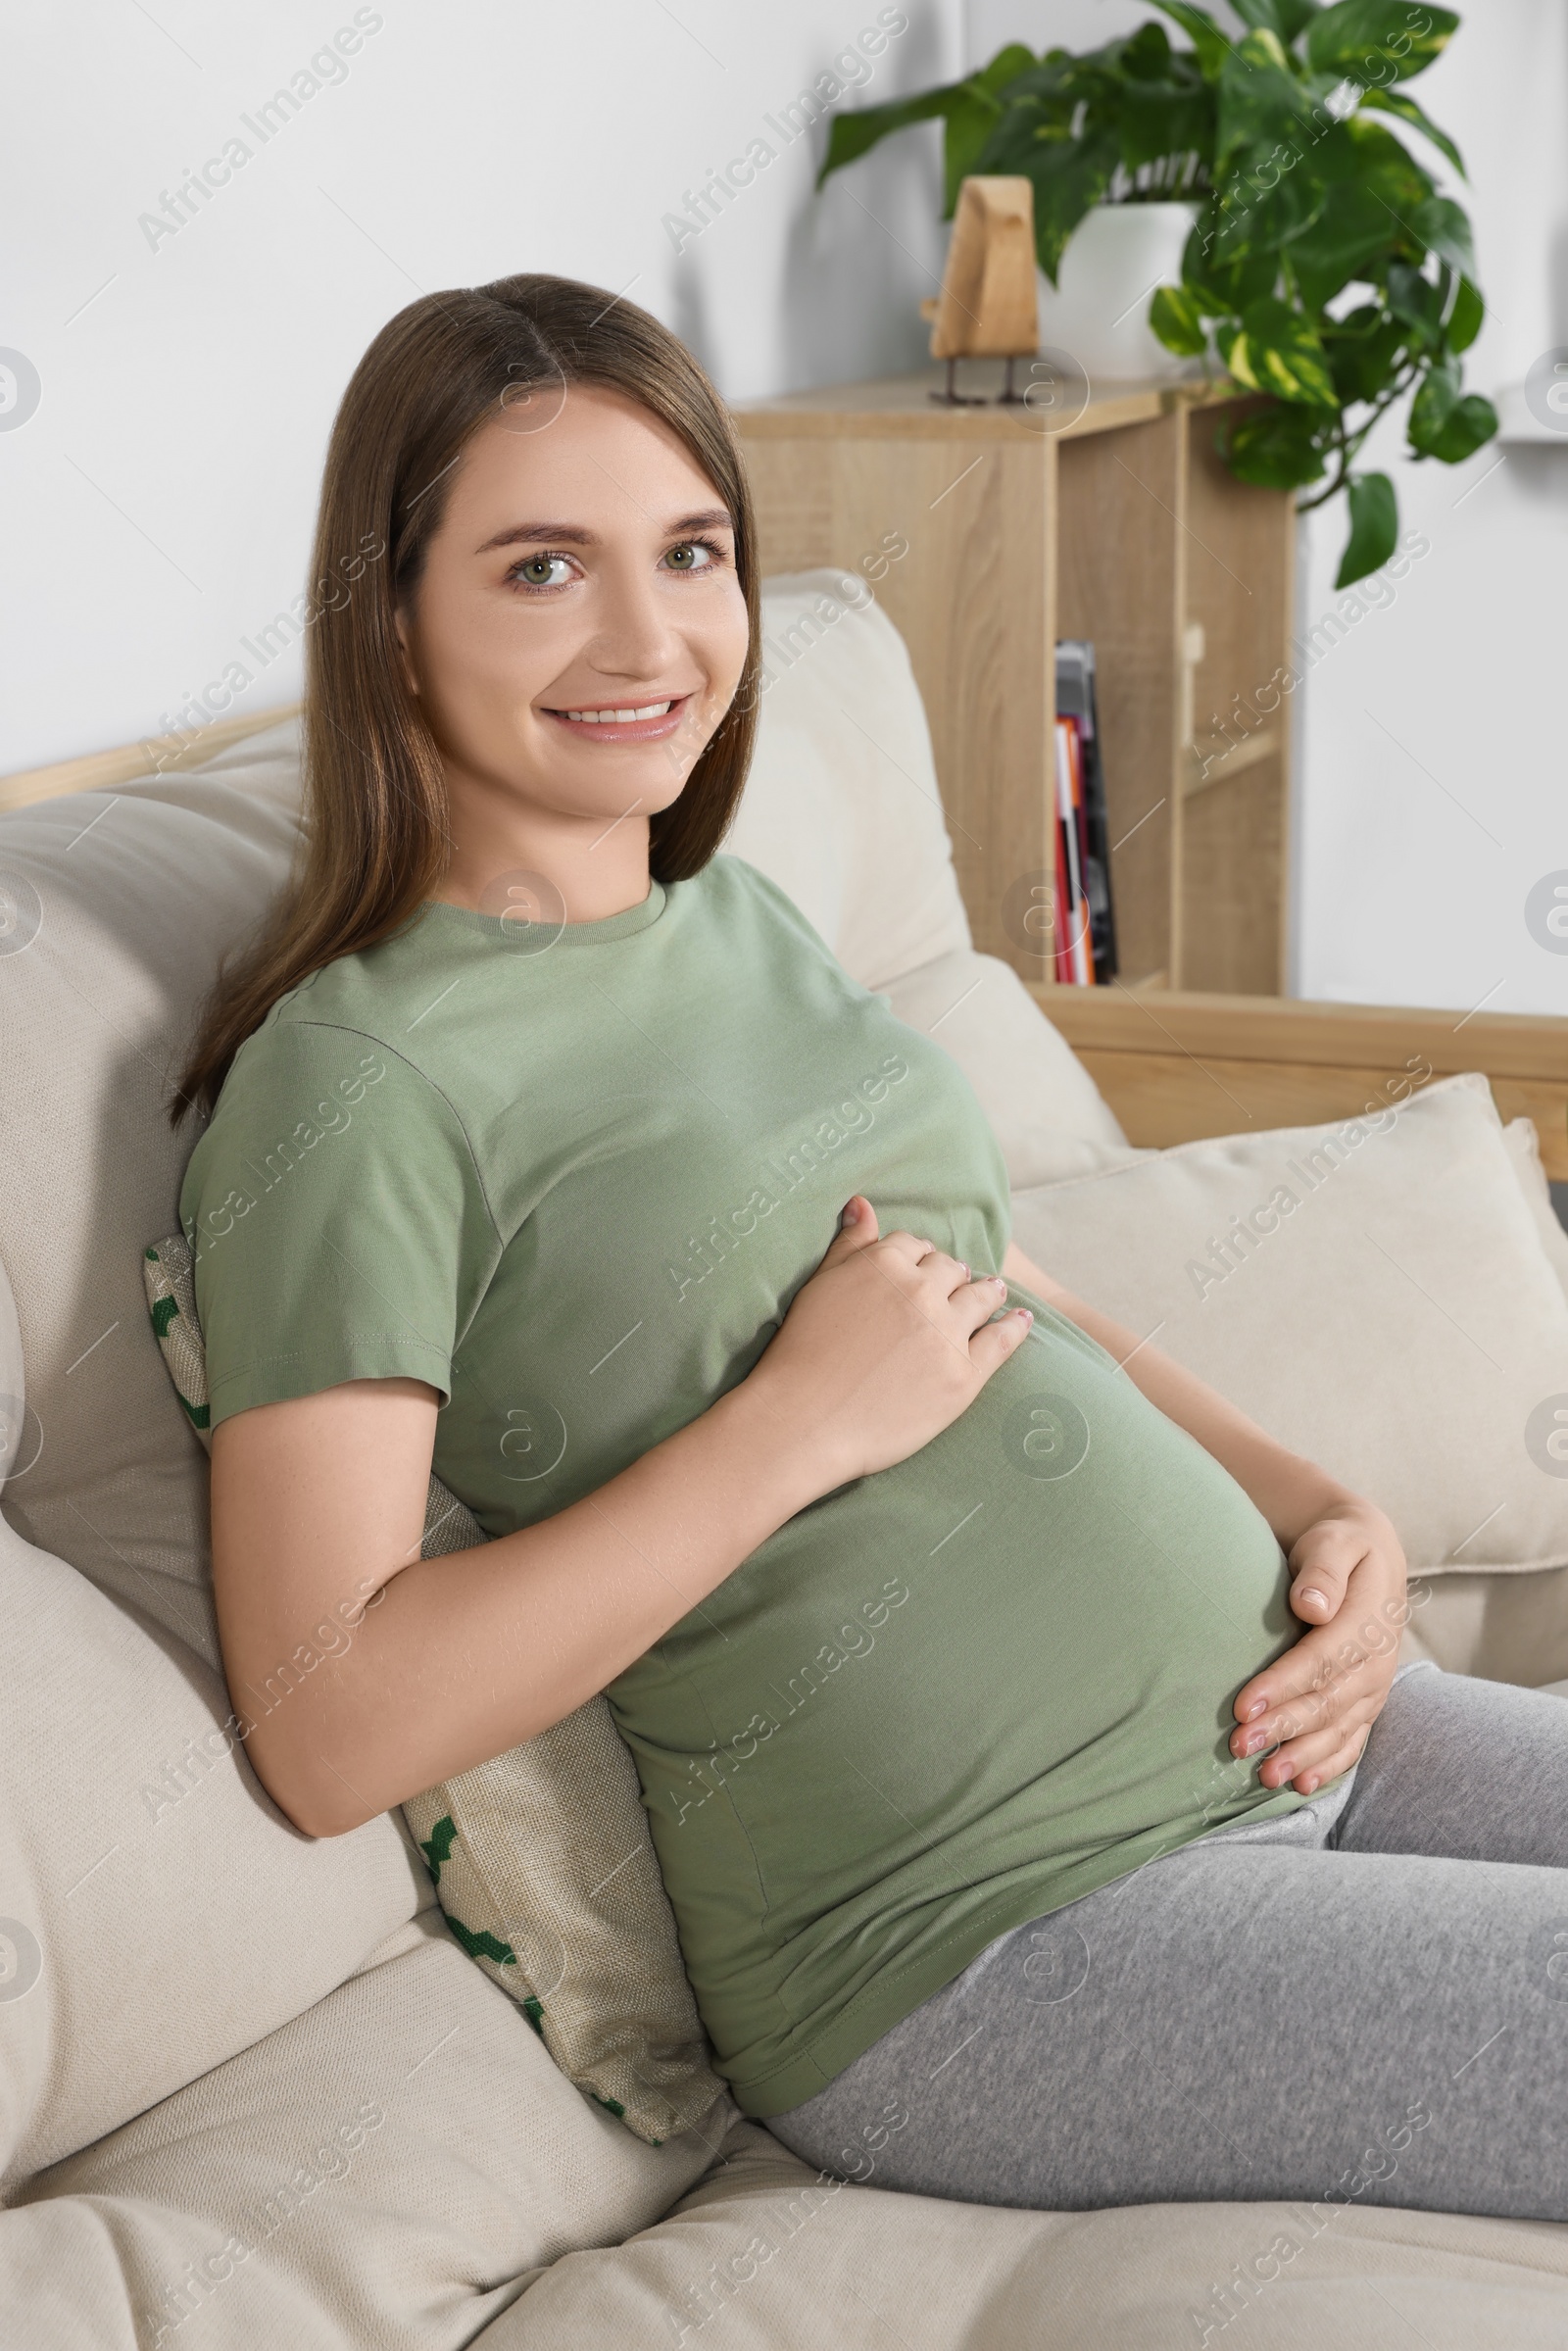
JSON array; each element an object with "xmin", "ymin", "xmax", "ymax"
[
  {"xmin": 665, "ymin": 542, "xmax": 712, "ymax": 570},
  {"xmin": 514, "ymin": 554, "xmax": 570, "ymax": 588}
]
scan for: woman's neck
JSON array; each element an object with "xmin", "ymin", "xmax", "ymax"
[{"xmin": 432, "ymin": 767, "xmax": 656, "ymax": 922}]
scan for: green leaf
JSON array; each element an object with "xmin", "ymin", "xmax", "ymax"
[
  {"xmin": 989, "ymin": 51, "xmax": 1081, "ymax": 112},
  {"xmin": 1284, "ymin": 179, "xmax": 1397, "ymax": 308},
  {"xmin": 816, "ymin": 83, "xmax": 968, "ymax": 192},
  {"xmin": 973, "ymin": 40, "xmax": 1040, "ymax": 99},
  {"xmin": 1151, "ymin": 283, "xmax": 1210, "ymax": 355},
  {"xmin": 1445, "ymin": 273, "xmax": 1483, "ymax": 353},
  {"xmin": 815, "ymin": 45, "xmax": 1040, "ymax": 213},
  {"xmin": 1022, "ymin": 133, "xmax": 1121, "ymax": 282},
  {"xmin": 1356, "ymin": 85, "xmax": 1464, "ymax": 176},
  {"xmin": 1146, "ymin": 0, "xmax": 1235, "ymax": 77},
  {"xmin": 1336, "ymin": 470, "xmax": 1398, "ymax": 587},
  {"xmin": 1183, "ymin": 219, "xmax": 1278, "ymax": 312},
  {"xmin": 1121, "ymin": 20, "xmax": 1176, "ymax": 74},
  {"xmin": 1422, "ymin": 391, "xmax": 1497, "ymax": 464},
  {"xmin": 1386, "ymin": 260, "xmax": 1446, "ymax": 342},
  {"xmin": 1216, "ymin": 28, "xmax": 1317, "ymax": 171},
  {"xmin": 936, "ymin": 86, "xmax": 1020, "ymax": 213},
  {"xmin": 1409, "ymin": 194, "xmax": 1474, "ymax": 277},
  {"xmin": 1207, "ymin": 158, "xmax": 1325, "ymax": 261},
  {"xmin": 1117, "ymin": 77, "xmax": 1215, "ymax": 170},
  {"xmin": 1224, "ymin": 400, "xmax": 1330, "ymax": 488},
  {"xmin": 1306, "ymin": 1, "xmax": 1457, "ymax": 85},
  {"xmin": 1309, "ymin": 115, "xmax": 1434, "ymax": 223},
  {"xmin": 1324, "ymin": 308, "xmax": 1409, "ymax": 403},
  {"xmin": 1407, "ymin": 351, "xmax": 1459, "ymax": 448},
  {"xmin": 1229, "ymin": 0, "xmax": 1320, "ymax": 34},
  {"xmin": 1223, "ymin": 295, "xmax": 1339, "ymax": 405}
]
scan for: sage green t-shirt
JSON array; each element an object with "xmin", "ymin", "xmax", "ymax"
[{"xmin": 181, "ymin": 855, "xmax": 1306, "ymax": 2117}]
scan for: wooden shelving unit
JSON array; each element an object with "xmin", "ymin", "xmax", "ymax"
[{"xmin": 735, "ymin": 364, "xmax": 1294, "ymax": 996}]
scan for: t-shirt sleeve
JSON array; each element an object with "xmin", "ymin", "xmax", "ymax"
[{"xmin": 179, "ymin": 1018, "xmax": 500, "ymax": 1428}]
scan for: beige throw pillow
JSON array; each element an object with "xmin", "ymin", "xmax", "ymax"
[
  {"xmin": 142, "ymin": 1237, "xmax": 723, "ymax": 2147},
  {"xmin": 1009, "ymin": 1074, "xmax": 1568, "ymax": 1576},
  {"xmin": 1504, "ymin": 1114, "xmax": 1568, "ymax": 1299}
]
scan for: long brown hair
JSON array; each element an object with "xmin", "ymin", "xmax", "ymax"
[{"xmin": 173, "ymin": 272, "xmax": 761, "ymax": 1122}]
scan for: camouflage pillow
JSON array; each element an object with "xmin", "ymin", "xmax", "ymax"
[{"xmin": 142, "ymin": 1234, "xmax": 724, "ymax": 2144}]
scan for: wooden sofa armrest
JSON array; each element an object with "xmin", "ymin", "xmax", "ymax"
[
  {"xmin": 0, "ymin": 704, "xmax": 300, "ymax": 816},
  {"xmin": 1036, "ymin": 988, "xmax": 1568, "ymax": 1180}
]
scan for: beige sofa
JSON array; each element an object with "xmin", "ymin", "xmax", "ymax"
[{"xmin": 3, "ymin": 576, "xmax": 1568, "ymax": 2347}]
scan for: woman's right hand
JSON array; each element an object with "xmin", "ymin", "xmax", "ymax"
[{"xmin": 746, "ymin": 1196, "xmax": 1034, "ymax": 1491}]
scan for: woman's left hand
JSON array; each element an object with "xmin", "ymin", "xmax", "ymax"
[{"xmin": 1230, "ymin": 1498, "xmax": 1409, "ymax": 1793}]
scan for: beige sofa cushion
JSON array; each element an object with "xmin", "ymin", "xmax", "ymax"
[
  {"xmin": 730, "ymin": 571, "xmax": 973, "ymax": 988},
  {"xmin": 1508, "ymin": 1112, "xmax": 1568, "ymax": 1298},
  {"xmin": 1010, "ymin": 1074, "xmax": 1568, "ymax": 1576},
  {"xmin": 0, "ymin": 727, "xmax": 306, "ymax": 1669},
  {"xmin": 881, "ymin": 945, "xmax": 1132, "ymax": 1188},
  {"xmin": 0, "ymin": 1239, "xmax": 24, "ymax": 1480},
  {"xmin": 1400, "ymin": 1560, "xmax": 1568, "ymax": 1689},
  {"xmin": 0, "ymin": 1507, "xmax": 427, "ymax": 2194},
  {"xmin": 1396, "ymin": 1119, "xmax": 1568, "ymax": 1685},
  {"xmin": 6, "ymin": 1930, "xmax": 723, "ymax": 2350},
  {"xmin": 481, "ymin": 2122, "xmax": 1568, "ymax": 2350}
]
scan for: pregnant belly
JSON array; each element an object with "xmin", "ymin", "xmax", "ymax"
[{"xmin": 613, "ymin": 1301, "xmax": 1302, "ymax": 2076}]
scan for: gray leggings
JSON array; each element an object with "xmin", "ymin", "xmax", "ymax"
[{"xmin": 765, "ymin": 1665, "xmax": 1568, "ymax": 2221}]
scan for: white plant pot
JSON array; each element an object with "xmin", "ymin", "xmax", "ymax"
[{"xmin": 1037, "ymin": 201, "xmax": 1201, "ymax": 387}]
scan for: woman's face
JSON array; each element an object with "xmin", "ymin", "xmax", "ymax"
[{"xmin": 396, "ymin": 379, "xmax": 751, "ymax": 843}]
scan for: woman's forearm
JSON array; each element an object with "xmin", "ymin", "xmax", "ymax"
[
  {"xmin": 215, "ymin": 1374, "xmax": 826, "ymax": 1838},
  {"xmin": 1002, "ymin": 1241, "xmax": 1356, "ymax": 1545}
]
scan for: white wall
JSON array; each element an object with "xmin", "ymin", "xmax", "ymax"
[
  {"xmin": 0, "ymin": 0, "xmax": 958, "ymax": 769},
  {"xmin": 966, "ymin": 0, "xmax": 1568, "ymax": 1017},
  {"xmin": 6, "ymin": 0, "xmax": 1563, "ymax": 1015}
]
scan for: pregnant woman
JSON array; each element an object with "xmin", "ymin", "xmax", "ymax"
[{"xmin": 179, "ymin": 273, "xmax": 1568, "ymax": 2223}]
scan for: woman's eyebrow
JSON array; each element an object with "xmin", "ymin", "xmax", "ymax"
[
  {"xmin": 475, "ymin": 507, "xmax": 734, "ymax": 556},
  {"xmin": 476, "ymin": 520, "xmax": 596, "ymax": 553},
  {"xmin": 667, "ymin": 507, "xmax": 734, "ymax": 536}
]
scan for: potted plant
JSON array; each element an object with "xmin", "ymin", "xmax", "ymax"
[{"xmin": 818, "ymin": 1, "xmax": 1494, "ymax": 586}]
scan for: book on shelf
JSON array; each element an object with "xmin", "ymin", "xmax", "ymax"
[{"xmin": 1054, "ymin": 640, "xmax": 1118, "ymax": 986}]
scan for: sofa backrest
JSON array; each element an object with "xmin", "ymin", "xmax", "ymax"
[{"xmin": 0, "ymin": 733, "xmax": 303, "ymax": 1664}]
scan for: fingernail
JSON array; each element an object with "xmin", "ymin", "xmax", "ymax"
[
  {"xmin": 1244, "ymin": 1697, "xmax": 1266, "ymax": 1722},
  {"xmin": 840, "ymin": 1200, "xmax": 858, "ymax": 1227},
  {"xmin": 1015, "ymin": 1308, "xmax": 1033, "ymax": 1325},
  {"xmin": 1298, "ymin": 1587, "xmax": 1328, "ymax": 1611},
  {"xmin": 1298, "ymin": 1774, "xmax": 1318, "ymax": 1794},
  {"xmin": 1243, "ymin": 1730, "xmax": 1267, "ymax": 1755}
]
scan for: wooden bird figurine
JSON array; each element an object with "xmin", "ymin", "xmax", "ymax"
[{"xmin": 920, "ymin": 175, "xmax": 1040, "ymax": 405}]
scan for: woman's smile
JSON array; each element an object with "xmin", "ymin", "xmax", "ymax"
[{"xmin": 543, "ymin": 692, "xmax": 694, "ymax": 742}]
